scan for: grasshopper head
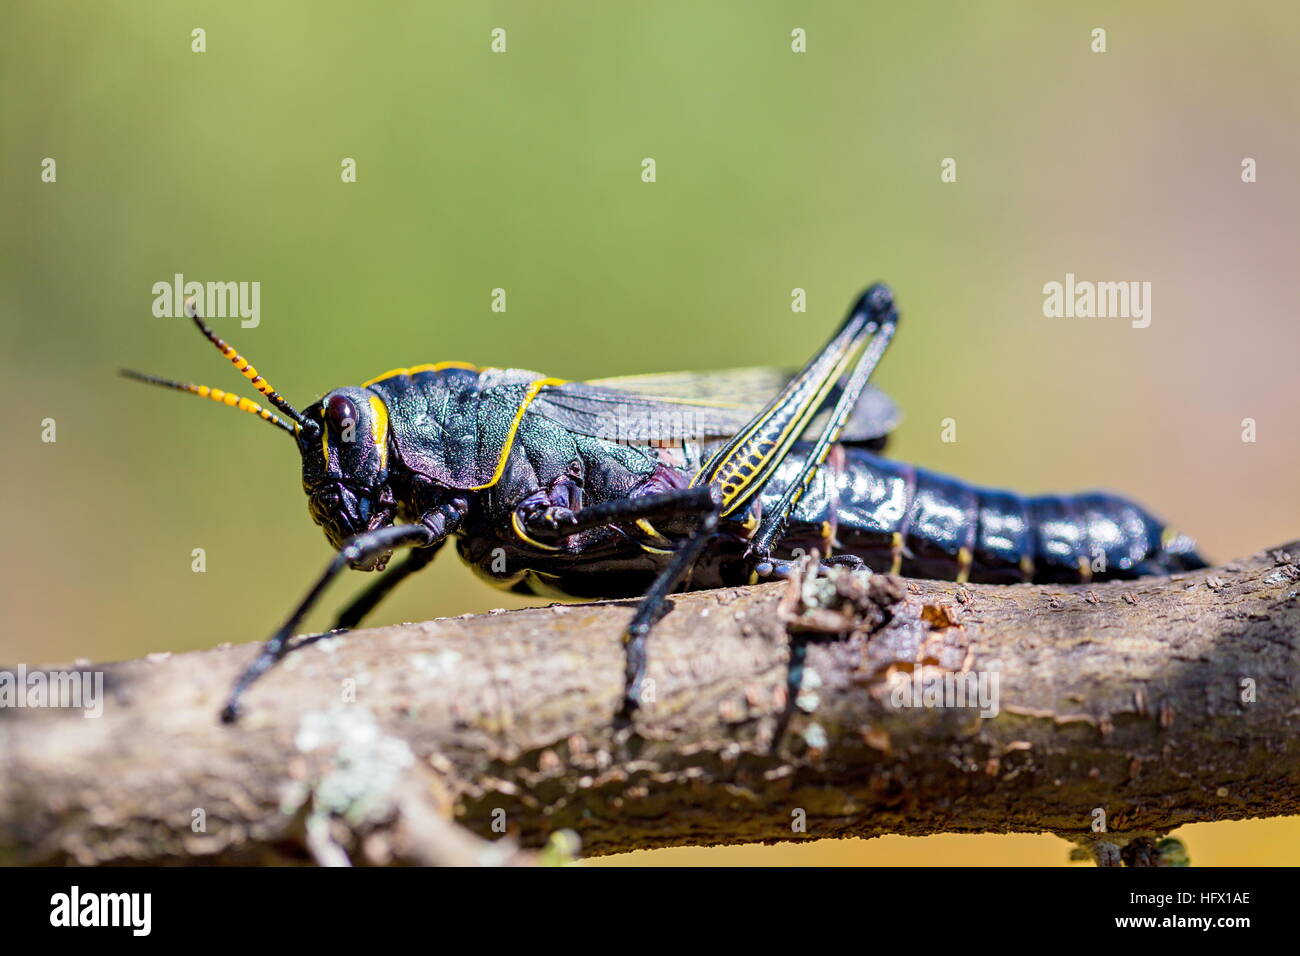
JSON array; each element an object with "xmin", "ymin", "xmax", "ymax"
[
  {"xmin": 121, "ymin": 300, "xmax": 399, "ymax": 569},
  {"xmin": 300, "ymin": 386, "xmax": 397, "ymax": 567}
]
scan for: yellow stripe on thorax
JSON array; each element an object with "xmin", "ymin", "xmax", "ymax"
[
  {"xmin": 362, "ymin": 361, "xmax": 479, "ymax": 388},
  {"xmin": 468, "ymin": 377, "xmax": 568, "ymax": 491},
  {"xmin": 369, "ymin": 395, "xmax": 390, "ymax": 471}
]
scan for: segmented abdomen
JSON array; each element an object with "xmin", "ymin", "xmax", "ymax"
[{"xmin": 763, "ymin": 445, "xmax": 1206, "ymax": 583}]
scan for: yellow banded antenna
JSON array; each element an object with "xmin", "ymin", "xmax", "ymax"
[
  {"xmin": 182, "ymin": 296, "xmax": 312, "ymax": 433},
  {"xmin": 119, "ymin": 369, "xmax": 298, "ymax": 436}
]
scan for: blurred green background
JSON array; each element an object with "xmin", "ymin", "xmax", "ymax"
[{"xmin": 4, "ymin": 1, "xmax": 1298, "ymax": 865}]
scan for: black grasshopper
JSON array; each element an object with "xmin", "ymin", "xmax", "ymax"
[{"xmin": 123, "ymin": 283, "xmax": 1206, "ymax": 722}]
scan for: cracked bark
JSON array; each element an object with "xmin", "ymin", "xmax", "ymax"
[{"xmin": 2, "ymin": 543, "xmax": 1298, "ymax": 866}]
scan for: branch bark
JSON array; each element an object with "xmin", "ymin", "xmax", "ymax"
[{"xmin": 3, "ymin": 543, "xmax": 1298, "ymax": 866}]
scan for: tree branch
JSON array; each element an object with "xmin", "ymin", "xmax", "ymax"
[{"xmin": 3, "ymin": 543, "xmax": 1298, "ymax": 866}]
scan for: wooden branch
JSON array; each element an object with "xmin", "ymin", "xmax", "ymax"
[{"xmin": 3, "ymin": 543, "xmax": 1298, "ymax": 866}]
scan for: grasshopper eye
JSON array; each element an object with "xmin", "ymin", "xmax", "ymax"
[{"xmin": 325, "ymin": 394, "xmax": 358, "ymax": 432}]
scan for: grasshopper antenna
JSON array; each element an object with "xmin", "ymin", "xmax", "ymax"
[
  {"xmin": 120, "ymin": 296, "xmax": 317, "ymax": 438},
  {"xmin": 181, "ymin": 297, "xmax": 315, "ymax": 435},
  {"xmin": 118, "ymin": 368, "xmax": 299, "ymax": 435}
]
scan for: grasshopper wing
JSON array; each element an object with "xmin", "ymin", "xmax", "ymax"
[{"xmin": 529, "ymin": 367, "xmax": 900, "ymax": 445}]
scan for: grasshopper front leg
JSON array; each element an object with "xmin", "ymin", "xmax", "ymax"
[{"xmin": 221, "ymin": 522, "xmax": 441, "ymax": 723}]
